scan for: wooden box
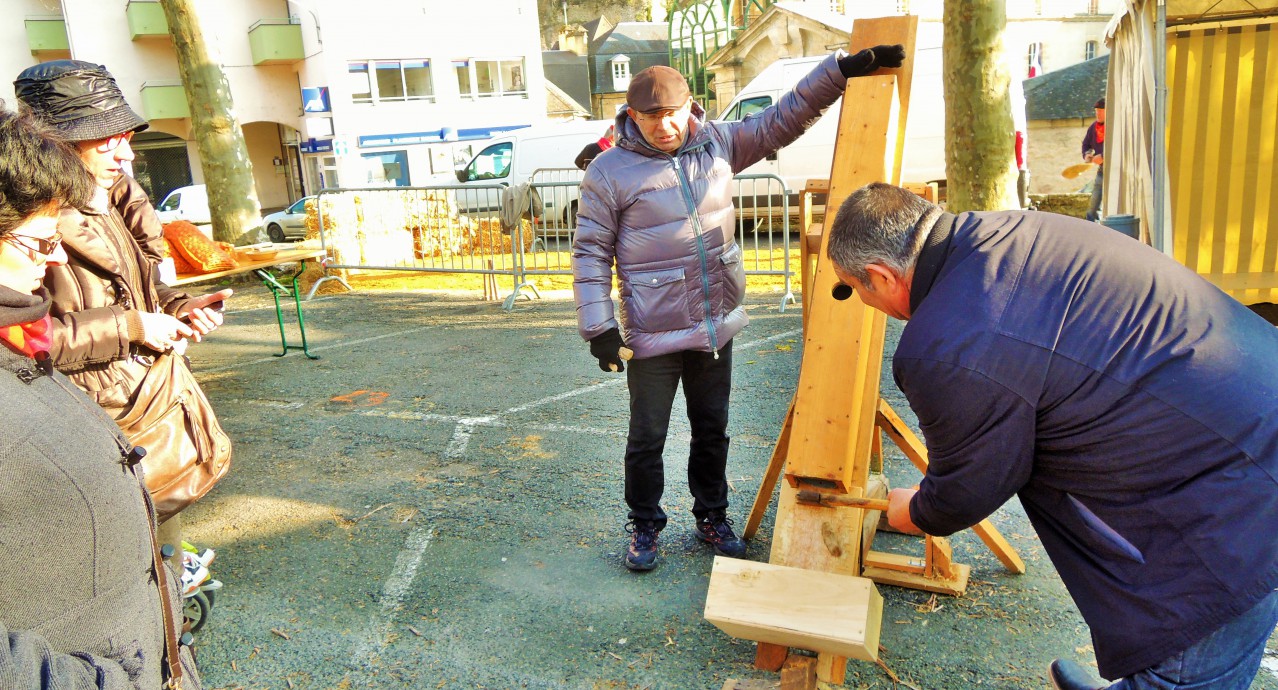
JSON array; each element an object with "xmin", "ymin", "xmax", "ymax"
[{"xmin": 703, "ymin": 557, "xmax": 883, "ymax": 661}]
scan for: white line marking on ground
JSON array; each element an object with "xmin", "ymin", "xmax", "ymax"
[
  {"xmin": 1262, "ymin": 646, "xmax": 1278, "ymax": 680},
  {"xmin": 443, "ymin": 417, "xmax": 495, "ymax": 459},
  {"xmin": 347, "ymin": 408, "xmax": 629, "ymax": 440},
  {"xmin": 349, "ymin": 526, "xmax": 435, "ymax": 668}
]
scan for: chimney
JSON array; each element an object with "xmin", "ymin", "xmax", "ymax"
[{"xmin": 559, "ymin": 25, "xmax": 589, "ymax": 56}]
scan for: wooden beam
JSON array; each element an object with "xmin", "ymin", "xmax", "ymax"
[
  {"xmin": 769, "ymin": 480, "xmax": 864, "ymax": 575},
  {"xmin": 875, "ymin": 399, "xmax": 1027, "ymax": 575},
  {"xmin": 862, "ymin": 558, "xmax": 970, "ymax": 596},
  {"xmin": 704, "ymin": 557, "xmax": 883, "ymax": 662},
  {"xmin": 783, "ymin": 74, "xmax": 898, "ymax": 493},
  {"xmin": 745, "ymin": 397, "xmax": 795, "ymax": 540}
]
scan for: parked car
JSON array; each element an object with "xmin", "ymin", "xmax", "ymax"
[
  {"xmin": 263, "ymin": 196, "xmax": 314, "ymax": 242},
  {"xmin": 155, "ymin": 184, "xmax": 211, "ymax": 226}
]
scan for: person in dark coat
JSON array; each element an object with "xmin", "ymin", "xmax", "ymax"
[
  {"xmin": 573, "ymin": 46, "xmax": 906, "ymax": 572},
  {"xmin": 573, "ymin": 124, "xmax": 614, "ymax": 171},
  {"xmin": 825, "ymin": 182, "xmax": 1278, "ymax": 690},
  {"xmin": 0, "ymin": 105, "xmax": 202, "ymax": 689},
  {"xmin": 1082, "ymin": 96, "xmax": 1105, "ymax": 222}
]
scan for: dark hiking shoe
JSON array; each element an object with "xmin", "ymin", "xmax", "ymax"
[
  {"xmin": 695, "ymin": 512, "xmax": 747, "ymax": 558},
  {"xmin": 624, "ymin": 520, "xmax": 659, "ymax": 571},
  {"xmin": 1049, "ymin": 659, "xmax": 1106, "ymax": 690}
]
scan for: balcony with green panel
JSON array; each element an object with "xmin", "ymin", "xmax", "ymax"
[
  {"xmin": 25, "ymin": 16, "xmax": 70, "ymax": 56},
  {"xmin": 140, "ymin": 81, "xmax": 190, "ymax": 120},
  {"xmin": 126, "ymin": 1, "xmax": 170, "ymax": 40},
  {"xmin": 248, "ymin": 18, "xmax": 303, "ymax": 66}
]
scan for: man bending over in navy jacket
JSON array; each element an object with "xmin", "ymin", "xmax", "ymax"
[{"xmin": 825, "ymin": 182, "xmax": 1278, "ymax": 690}]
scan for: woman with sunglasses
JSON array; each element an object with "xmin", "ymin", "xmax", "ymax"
[{"xmin": 0, "ymin": 105, "xmax": 202, "ymax": 689}]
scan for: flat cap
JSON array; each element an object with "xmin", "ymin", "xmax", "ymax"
[{"xmin": 626, "ymin": 66, "xmax": 691, "ymax": 114}]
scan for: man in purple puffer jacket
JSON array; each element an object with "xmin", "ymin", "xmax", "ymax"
[{"xmin": 572, "ymin": 47, "xmax": 905, "ymax": 571}]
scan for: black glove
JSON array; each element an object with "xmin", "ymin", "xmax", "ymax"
[
  {"xmin": 838, "ymin": 44, "xmax": 907, "ymax": 78},
  {"xmin": 589, "ymin": 328, "xmax": 627, "ymax": 373}
]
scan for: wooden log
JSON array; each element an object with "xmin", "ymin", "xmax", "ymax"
[
  {"xmin": 780, "ymin": 654, "xmax": 818, "ymax": 690},
  {"xmin": 704, "ymin": 557, "xmax": 883, "ymax": 661},
  {"xmin": 754, "ymin": 641, "xmax": 789, "ymax": 672},
  {"xmin": 815, "ymin": 653, "xmax": 848, "ymax": 685}
]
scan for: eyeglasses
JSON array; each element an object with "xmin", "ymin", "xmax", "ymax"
[
  {"xmin": 3, "ymin": 231, "xmax": 63, "ymax": 257},
  {"xmin": 94, "ymin": 131, "xmax": 134, "ymax": 153},
  {"xmin": 633, "ymin": 101, "xmax": 692, "ymax": 123}
]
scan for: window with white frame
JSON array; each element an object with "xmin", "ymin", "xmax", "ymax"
[
  {"xmin": 455, "ymin": 58, "xmax": 528, "ymax": 98},
  {"xmin": 347, "ymin": 60, "xmax": 433, "ymax": 104},
  {"xmin": 611, "ymin": 56, "xmax": 631, "ymax": 91},
  {"xmin": 349, "ymin": 63, "xmax": 372, "ymax": 104},
  {"xmin": 1085, "ymin": 40, "xmax": 1098, "ymax": 60}
]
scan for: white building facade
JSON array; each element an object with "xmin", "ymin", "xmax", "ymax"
[{"xmin": 3, "ymin": 0, "xmax": 549, "ymax": 210}]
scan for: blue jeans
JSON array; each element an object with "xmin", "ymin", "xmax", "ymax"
[
  {"xmin": 1087, "ymin": 165, "xmax": 1104, "ymax": 222},
  {"xmin": 623, "ymin": 341, "xmax": 733, "ymax": 529},
  {"xmin": 1109, "ymin": 588, "xmax": 1278, "ymax": 690}
]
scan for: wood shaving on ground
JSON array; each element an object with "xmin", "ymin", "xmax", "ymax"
[{"xmin": 875, "ymin": 657, "xmax": 921, "ymax": 690}]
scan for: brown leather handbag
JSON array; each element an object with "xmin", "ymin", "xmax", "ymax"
[{"xmin": 116, "ymin": 350, "xmax": 232, "ymax": 523}]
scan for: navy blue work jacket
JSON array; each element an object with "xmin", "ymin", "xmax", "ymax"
[{"xmin": 896, "ymin": 210, "xmax": 1278, "ymax": 680}]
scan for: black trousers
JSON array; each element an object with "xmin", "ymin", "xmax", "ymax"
[{"xmin": 623, "ymin": 340, "xmax": 732, "ymax": 529}]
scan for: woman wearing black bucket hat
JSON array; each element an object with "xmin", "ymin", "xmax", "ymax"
[{"xmin": 15, "ymin": 60, "xmax": 233, "ymax": 558}]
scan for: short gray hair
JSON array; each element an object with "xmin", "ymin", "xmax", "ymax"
[{"xmin": 826, "ymin": 182, "xmax": 940, "ymax": 283}]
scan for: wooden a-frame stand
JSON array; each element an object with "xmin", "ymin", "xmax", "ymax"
[{"xmin": 706, "ymin": 16, "xmax": 1026, "ymax": 688}]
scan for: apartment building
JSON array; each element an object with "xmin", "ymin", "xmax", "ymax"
[{"xmin": 3, "ymin": 0, "xmax": 549, "ymax": 210}]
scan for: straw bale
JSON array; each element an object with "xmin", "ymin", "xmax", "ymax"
[{"xmin": 306, "ymin": 189, "xmax": 533, "ymax": 273}]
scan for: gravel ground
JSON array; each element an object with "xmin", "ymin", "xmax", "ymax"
[{"xmin": 177, "ymin": 279, "xmax": 1278, "ymax": 690}]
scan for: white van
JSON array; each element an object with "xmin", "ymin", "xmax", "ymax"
[
  {"xmin": 715, "ymin": 30, "xmax": 1026, "ymax": 196},
  {"xmin": 435, "ymin": 119, "xmax": 610, "ymax": 222},
  {"xmin": 155, "ymin": 184, "xmax": 211, "ymax": 226}
]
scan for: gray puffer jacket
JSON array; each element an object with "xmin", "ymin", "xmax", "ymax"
[{"xmin": 572, "ymin": 53, "xmax": 848, "ymax": 358}]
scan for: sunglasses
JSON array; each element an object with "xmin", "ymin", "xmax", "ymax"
[
  {"xmin": 94, "ymin": 131, "xmax": 134, "ymax": 153},
  {"xmin": 4, "ymin": 231, "xmax": 63, "ymax": 256}
]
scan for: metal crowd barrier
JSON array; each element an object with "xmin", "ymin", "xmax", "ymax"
[
  {"xmin": 313, "ymin": 183, "xmax": 527, "ymax": 306},
  {"xmin": 313, "ymin": 173, "xmax": 797, "ymax": 312}
]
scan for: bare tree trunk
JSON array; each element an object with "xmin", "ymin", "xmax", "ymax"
[
  {"xmin": 943, "ymin": 0, "xmax": 1018, "ymax": 212},
  {"xmin": 158, "ymin": 0, "xmax": 263, "ymax": 244}
]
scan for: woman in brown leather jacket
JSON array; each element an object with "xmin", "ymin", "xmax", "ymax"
[
  {"xmin": 14, "ymin": 60, "xmax": 233, "ymax": 558},
  {"xmin": 14, "ymin": 60, "xmax": 231, "ymax": 412}
]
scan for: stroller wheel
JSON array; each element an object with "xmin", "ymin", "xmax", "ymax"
[{"xmin": 183, "ymin": 591, "xmax": 212, "ymax": 634}]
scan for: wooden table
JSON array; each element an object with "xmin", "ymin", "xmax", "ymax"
[{"xmin": 173, "ymin": 248, "xmax": 326, "ymax": 359}]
